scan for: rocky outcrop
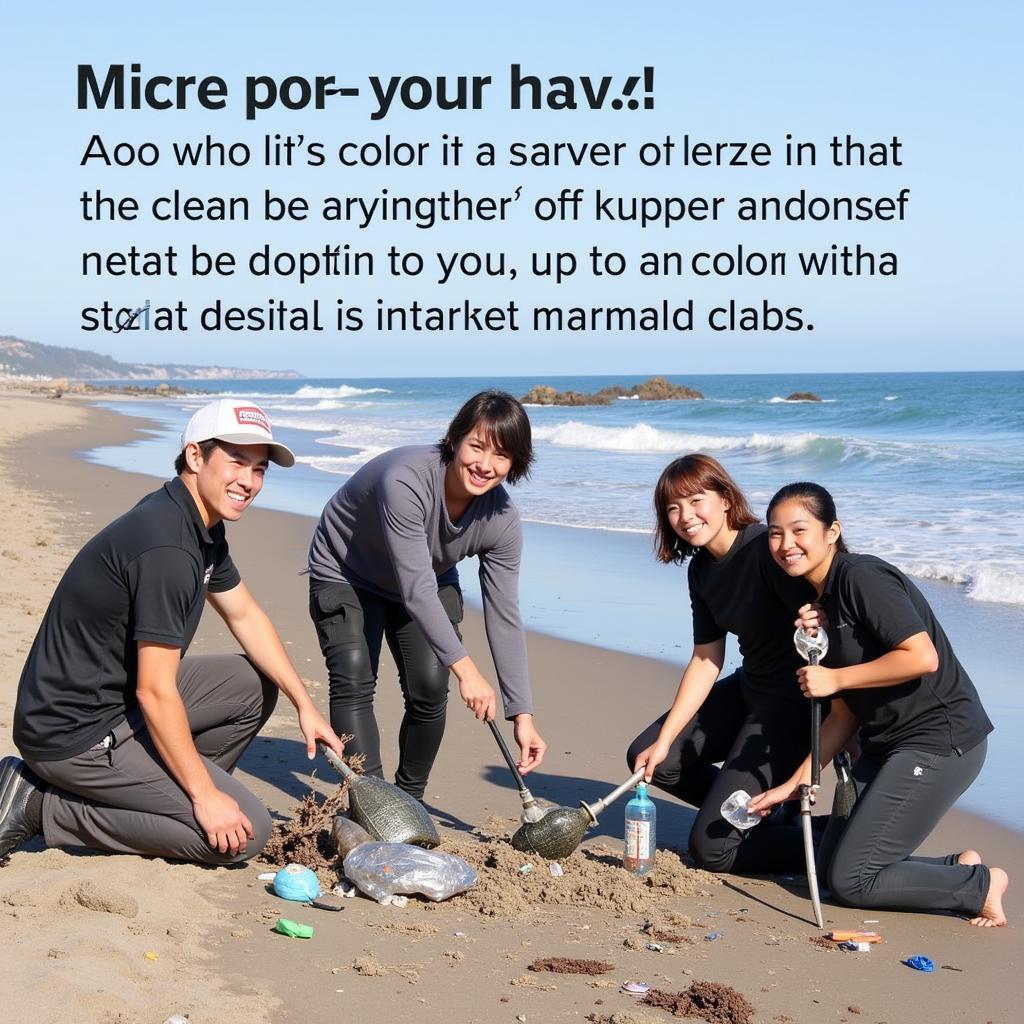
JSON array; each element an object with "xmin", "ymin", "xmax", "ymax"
[
  {"xmin": 784, "ymin": 391, "xmax": 822, "ymax": 402},
  {"xmin": 521, "ymin": 377, "xmax": 703, "ymax": 406}
]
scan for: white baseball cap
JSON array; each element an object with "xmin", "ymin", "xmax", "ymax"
[{"xmin": 180, "ymin": 399, "xmax": 296, "ymax": 467}]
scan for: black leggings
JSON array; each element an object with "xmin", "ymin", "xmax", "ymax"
[
  {"xmin": 309, "ymin": 578, "xmax": 463, "ymax": 800},
  {"xmin": 626, "ymin": 670, "xmax": 814, "ymax": 874},
  {"xmin": 817, "ymin": 739, "xmax": 988, "ymax": 916}
]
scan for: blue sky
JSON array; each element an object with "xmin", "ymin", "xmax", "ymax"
[{"xmin": 1, "ymin": 1, "xmax": 1020, "ymax": 375}]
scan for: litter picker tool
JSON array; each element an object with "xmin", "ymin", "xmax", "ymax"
[
  {"xmin": 510, "ymin": 769, "xmax": 646, "ymax": 860},
  {"xmin": 794, "ymin": 625, "xmax": 829, "ymax": 928},
  {"xmin": 486, "ymin": 719, "xmax": 544, "ymax": 823},
  {"xmin": 319, "ymin": 743, "xmax": 440, "ymax": 848}
]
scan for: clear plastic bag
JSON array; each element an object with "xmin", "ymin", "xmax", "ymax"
[{"xmin": 342, "ymin": 842, "xmax": 477, "ymax": 903}]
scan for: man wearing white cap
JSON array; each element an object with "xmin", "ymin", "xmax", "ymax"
[{"xmin": 0, "ymin": 400, "xmax": 344, "ymax": 864}]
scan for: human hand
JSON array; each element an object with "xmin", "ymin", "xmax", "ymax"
[
  {"xmin": 633, "ymin": 740, "xmax": 671, "ymax": 783},
  {"xmin": 457, "ymin": 667, "xmax": 497, "ymax": 721},
  {"xmin": 797, "ymin": 664, "xmax": 842, "ymax": 698},
  {"xmin": 795, "ymin": 602, "xmax": 829, "ymax": 634},
  {"xmin": 193, "ymin": 787, "xmax": 254, "ymax": 855},
  {"xmin": 512, "ymin": 714, "xmax": 547, "ymax": 774},
  {"xmin": 299, "ymin": 705, "xmax": 345, "ymax": 760},
  {"xmin": 747, "ymin": 781, "xmax": 800, "ymax": 817}
]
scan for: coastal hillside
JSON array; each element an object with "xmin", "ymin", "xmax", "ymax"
[{"xmin": 0, "ymin": 336, "xmax": 301, "ymax": 381}]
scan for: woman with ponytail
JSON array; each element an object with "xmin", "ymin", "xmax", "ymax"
[{"xmin": 749, "ymin": 482, "xmax": 1008, "ymax": 926}]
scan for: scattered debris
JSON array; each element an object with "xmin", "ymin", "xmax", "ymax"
[
  {"xmin": 621, "ymin": 980, "xmax": 651, "ymax": 996},
  {"xmin": 274, "ymin": 918, "xmax": 314, "ymax": 939},
  {"xmin": 259, "ymin": 747, "xmax": 360, "ymax": 875},
  {"xmin": 704, "ymin": 931, "xmax": 723, "ymax": 942},
  {"xmin": 528, "ymin": 957, "xmax": 614, "ymax": 975},
  {"xmin": 809, "ymin": 935, "xmax": 838, "ymax": 953},
  {"xmin": 903, "ymin": 956, "xmax": 935, "ymax": 973},
  {"xmin": 643, "ymin": 980, "xmax": 755, "ymax": 1024}
]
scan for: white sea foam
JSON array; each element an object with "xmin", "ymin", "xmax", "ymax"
[
  {"xmin": 294, "ymin": 384, "xmax": 390, "ymax": 398},
  {"xmin": 532, "ymin": 421, "xmax": 822, "ymax": 455},
  {"xmin": 885, "ymin": 395, "xmax": 898, "ymax": 401},
  {"xmin": 269, "ymin": 400, "xmax": 350, "ymax": 411},
  {"xmin": 296, "ymin": 449, "xmax": 387, "ymax": 474},
  {"xmin": 262, "ymin": 417, "xmax": 347, "ymax": 433},
  {"xmin": 897, "ymin": 560, "xmax": 1024, "ymax": 607}
]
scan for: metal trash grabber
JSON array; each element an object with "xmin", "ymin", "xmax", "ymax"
[
  {"xmin": 794, "ymin": 625, "xmax": 829, "ymax": 928},
  {"xmin": 486, "ymin": 719, "xmax": 545, "ymax": 823}
]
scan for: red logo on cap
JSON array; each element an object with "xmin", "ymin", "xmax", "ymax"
[{"xmin": 234, "ymin": 406, "xmax": 271, "ymax": 434}]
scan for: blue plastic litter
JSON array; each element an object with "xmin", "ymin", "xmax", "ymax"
[
  {"xmin": 904, "ymin": 955, "xmax": 935, "ymax": 972},
  {"xmin": 272, "ymin": 864, "xmax": 321, "ymax": 902},
  {"xmin": 704, "ymin": 931, "xmax": 724, "ymax": 942}
]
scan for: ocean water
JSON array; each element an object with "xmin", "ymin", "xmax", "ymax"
[{"xmin": 84, "ymin": 371, "xmax": 1024, "ymax": 824}]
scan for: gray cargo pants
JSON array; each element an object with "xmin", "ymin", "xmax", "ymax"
[{"xmin": 25, "ymin": 654, "xmax": 278, "ymax": 865}]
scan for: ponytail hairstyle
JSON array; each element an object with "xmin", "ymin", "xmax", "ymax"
[
  {"xmin": 653, "ymin": 454, "xmax": 758, "ymax": 564},
  {"xmin": 766, "ymin": 482, "xmax": 849, "ymax": 553}
]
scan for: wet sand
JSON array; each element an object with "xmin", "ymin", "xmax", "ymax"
[{"xmin": 1, "ymin": 390, "xmax": 1019, "ymax": 1024}]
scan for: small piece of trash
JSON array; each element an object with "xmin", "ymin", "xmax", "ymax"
[
  {"xmin": 838, "ymin": 941, "xmax": 871, "ymax": 952},
  {"xmin": 707, "ymin": 910, "xmax": 720, "ymax": 917},
  {"xmin": 940, "ymin": 965, "xmax": 964, "ymax": 972},
  {"xmin": 331, "ymin": 882, "xmax": 357, "ymax": 898},
  {"xmin": 548, "ymin": 862, "xmax": 564, "ymax": 877},
  {"xmin": 516, "ymin": 1016, "xmax": 527, "ymax": 1023},
  {"xmin": 903, "ymin": 955, "xmax": 935, "ymax": 972},
  {"xmin": 144, "ymin": 951, "xmax": 158, "ymax": 961},
  {"xmin": 381, "ymin": 894, "xmax": 409, "ymax": 908},
  {"xmin": 311, "ymin": 896, "xmax": 345, "ymax": 912},
  {"xmin": 518, "ymin": 864, "xmax": 533, "ymax": 875},
  {"xmin": 274, "ymin": 918, "xmax": 314, "ymax": 939},
  {"xmin": 704, "ymin": 931, "xmax": 724, "ymax": 942},
  {"xmin": 645, "ymin": 942, "xmax": 664, "ymax": 953},
  {"xmin": 863, "ymin": 918, "xmax": 879, "ymax": 924},
  {"xmin": 621, "ymin": 980, "xmax": 650, "ymax": 995},
  {"xmin": 453, "ymin": 931, "xmax": 467, "ymax": 937},
  {"xmin": 257, "ymin": 872, "xmax": 277, "ymax": 882}
]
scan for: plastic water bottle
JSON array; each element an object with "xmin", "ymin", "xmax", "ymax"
[
  {"xmin": 623, "ymin": 782, "xmax": 656, "ymax": 875},
  {"xmin": 720, "ymin": 789, "xmax": 761, "ymax": 831}
]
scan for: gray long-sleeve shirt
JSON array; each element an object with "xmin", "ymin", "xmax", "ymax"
[{"xmin": 308, "ymin": 445, "xmax": 533, "ymax": 717}]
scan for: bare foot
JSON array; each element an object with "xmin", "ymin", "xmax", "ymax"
[
  {"xmin": 969, "ymin": 867, "xmax": 1008, "ymax": 927},
  {"xmin": 958, "ymin": 849, "xmax": 982, "ymax": 866}
]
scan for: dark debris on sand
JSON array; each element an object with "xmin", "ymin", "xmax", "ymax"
[
  {"xmin": 529, "ymin": 957, "xmax": 614, "ymax": 975},
  {"xmin": 258, "ymin": 746, "xmax": 362, "ymax": 878},
  {"xmin": 643, "ymin": 980, "xmax": 755, "ymax": 1024}
]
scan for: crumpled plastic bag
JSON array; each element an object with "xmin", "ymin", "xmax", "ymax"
[{"xmin": 342, "ymin": 842, "xmax": 477, "ymax": 903}]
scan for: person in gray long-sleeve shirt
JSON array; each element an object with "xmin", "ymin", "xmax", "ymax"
[{"xmin": 308, "ymin": 391, "xmax": 547, "ymax": 799}]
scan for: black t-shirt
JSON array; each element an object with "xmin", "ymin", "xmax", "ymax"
[
  {"xmin": 14, "ymin": 477, "xmax": 240, "ymax": 761},
  {"xmin": 688, "ymin": 524, "xmax": 815, "ymax": 701},
  {"xmin": 820, "ymin": 552, "xmax": 993, "ymax": 755}
]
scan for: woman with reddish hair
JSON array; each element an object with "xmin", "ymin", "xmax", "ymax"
[{"xmin": 627, "ymin": 454, "xmax": 816, "ymax": 873}]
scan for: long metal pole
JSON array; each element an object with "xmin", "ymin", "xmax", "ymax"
[{"xmin": 801, "ymin": 643, "xmax": 824, "ymax": 928}]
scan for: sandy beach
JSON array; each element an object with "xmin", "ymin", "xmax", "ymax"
[{"xmin": 1, "ymin": 390, "xmax": 1020, "ymax": 1024}]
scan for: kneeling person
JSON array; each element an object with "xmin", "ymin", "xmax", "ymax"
[{"xmin": 0, "ymin": 399, "xmax": 344, "ymax": 864}]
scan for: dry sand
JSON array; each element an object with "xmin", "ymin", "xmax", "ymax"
[{"xmin": 0, "ymin": 390, "xmax": 1020, "ymax": 1023}]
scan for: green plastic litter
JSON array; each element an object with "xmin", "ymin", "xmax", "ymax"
[{"xmin": 275, "ymin": 917, "xmax": 314, "ymax": 939}]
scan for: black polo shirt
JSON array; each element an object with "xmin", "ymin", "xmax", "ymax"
[
  {"xmin": 689, "ymin": 524, "xmax": 815, "ymax": 702},
  {"xmin": 820, "ymin": 552, "xmax": 992, "ymax": 755},
  {"xmin": 13, "ymin": 477, "xmax": 240, "ymax": 761}
]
